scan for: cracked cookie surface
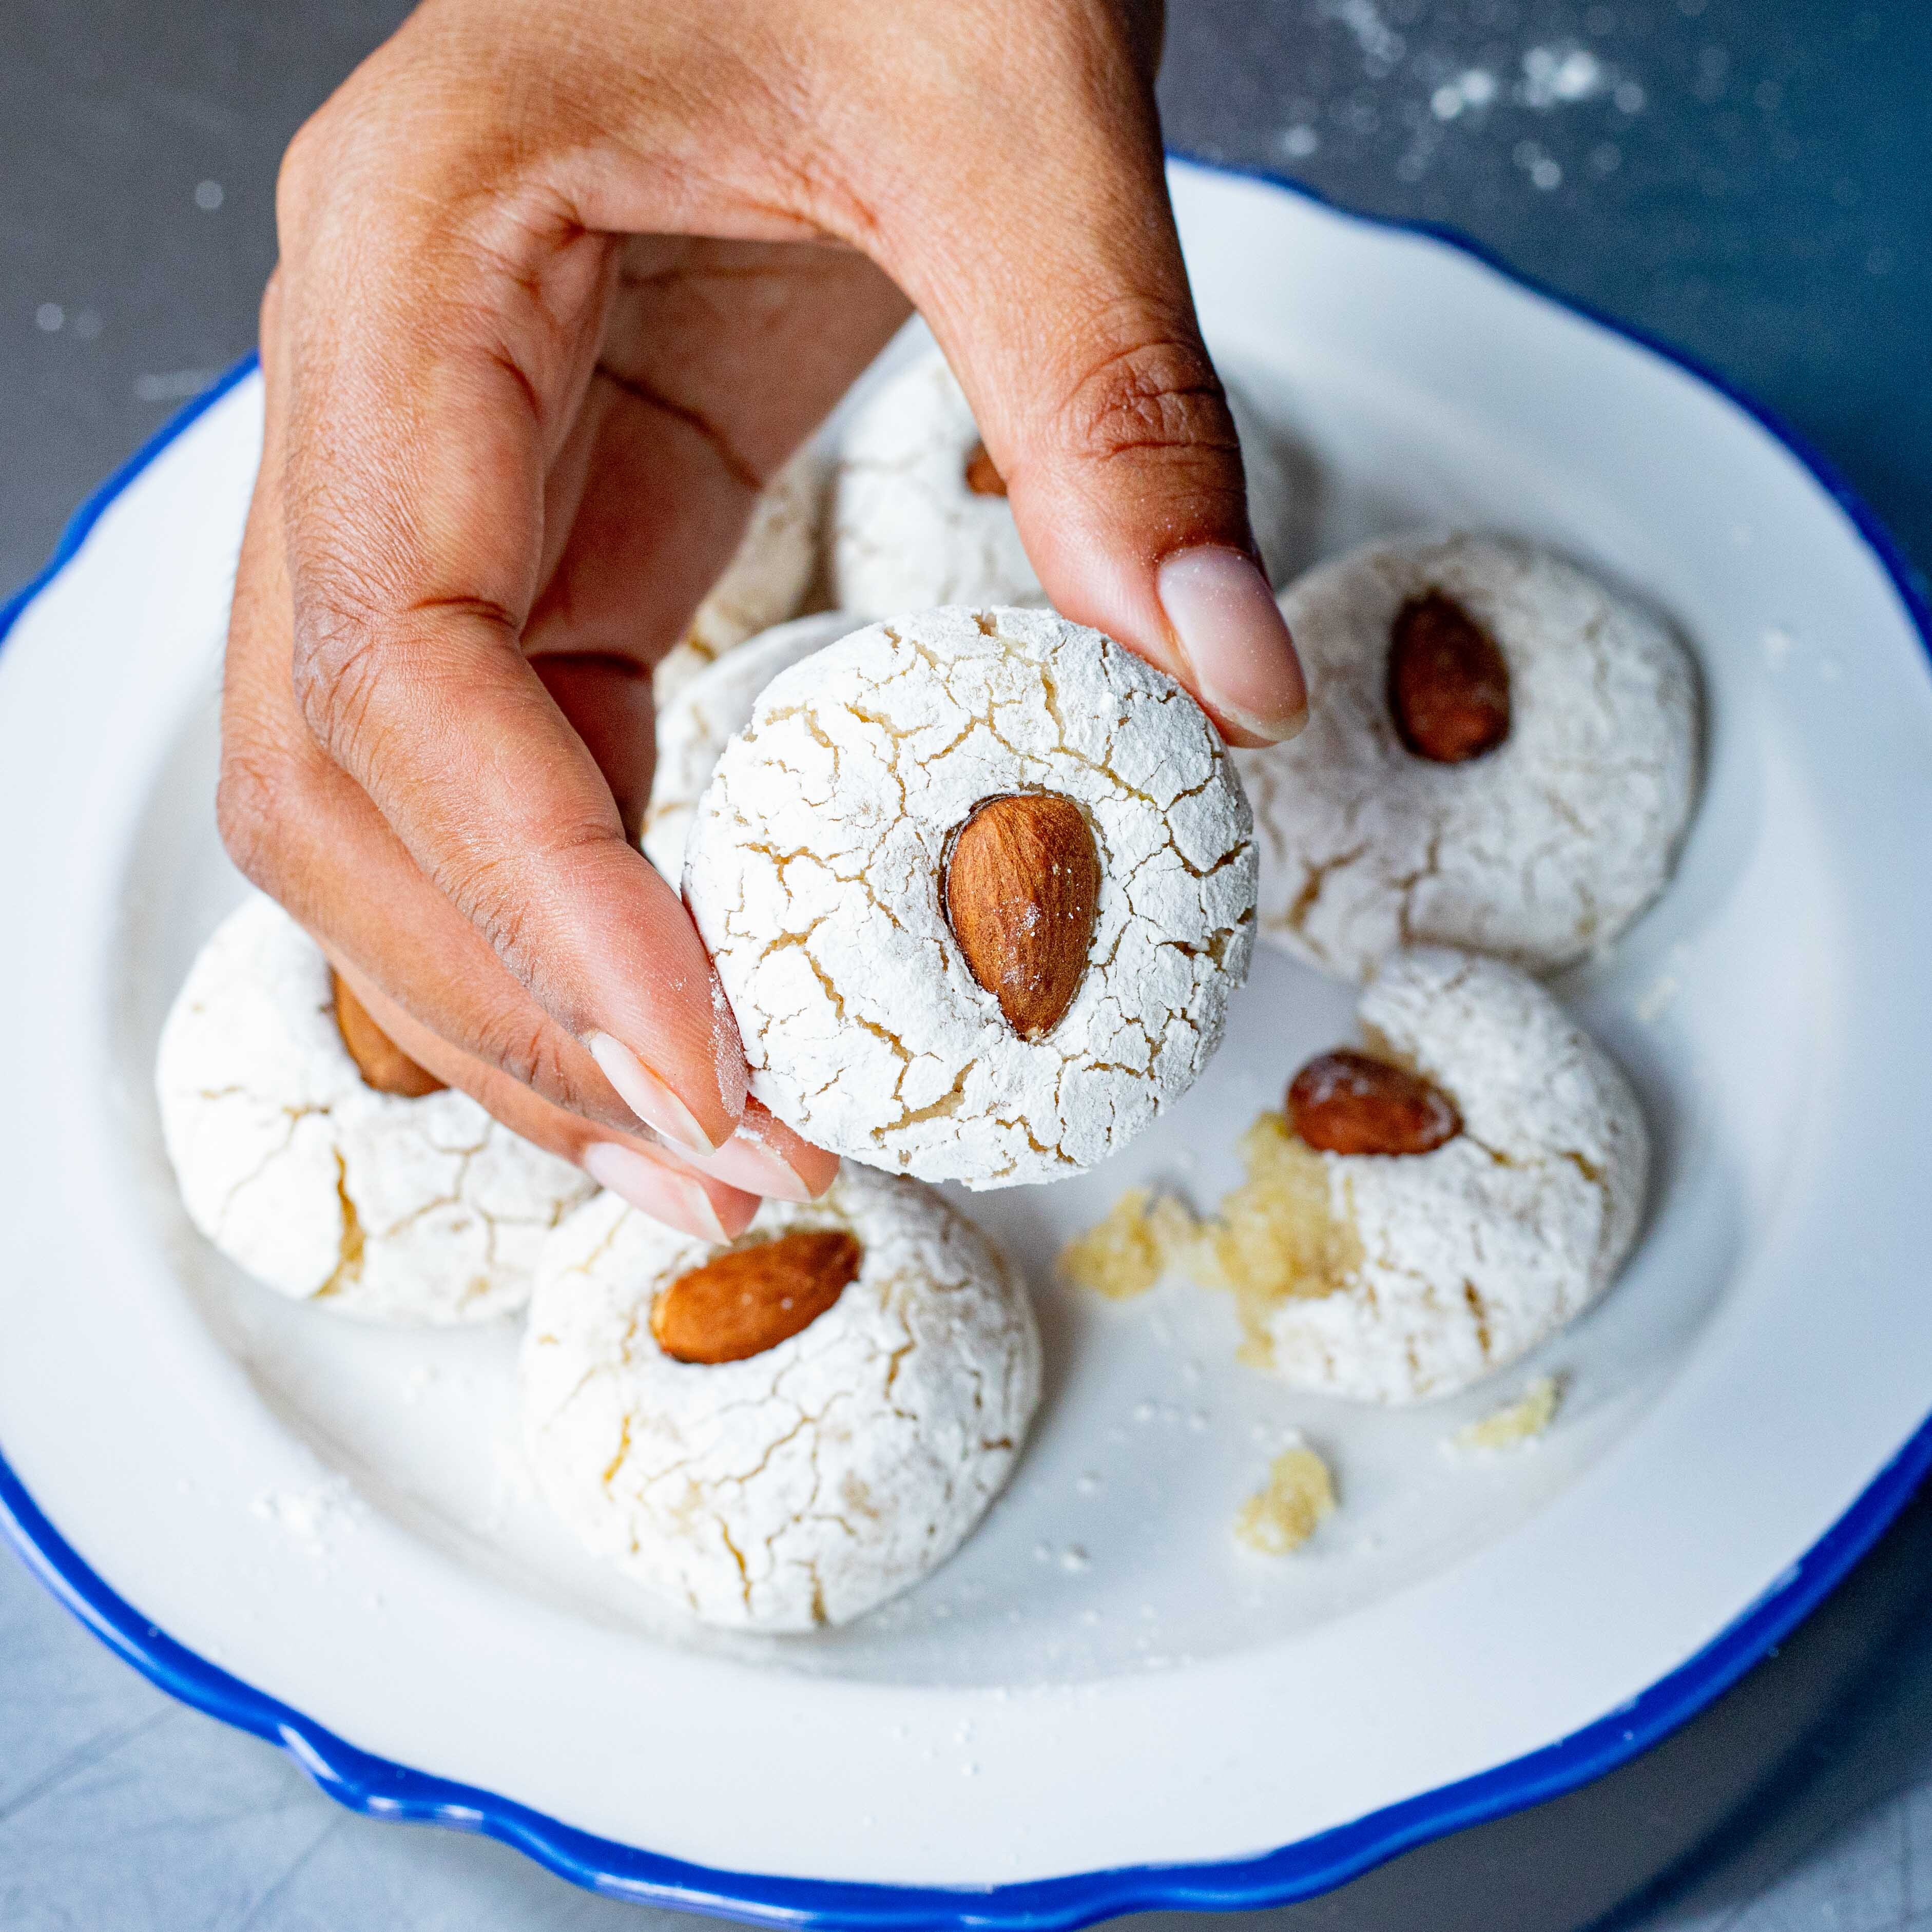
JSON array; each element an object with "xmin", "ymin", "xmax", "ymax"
[
  {"xmin": 1224, "ymin": 948, "xmax": 1647, "ymax": 1404},
  {"xmin": 643, "ymin": 611, "xmax": 867, "ymax": 883},
  {"xmin": 829, "ymin": 343, "xmax": 1303, "ymax": 612},
  {"xmin": 683, "ymin": 606, "xmax": 1258, "ymax": 1188},
  {"xmin": 521, "ymin": 1166, "xmax": 1040, "ymax": 1631},
  {"xmin": 156, "ymin": 895, "xmax": 594, "ymax": 1323},
  {"xmin": 1240, "ymin": 534, "xmax": 1700, "ymax": 980},
  {"xmin": 652, "ymin": 446, "xmax": 827, "ymax": 703}
]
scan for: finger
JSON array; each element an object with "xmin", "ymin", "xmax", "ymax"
[
  {"xmin": 332, "ymin": 961, "xmax": 763, "ymax": 1242},
  {"xmin": 223, "ymin": 481, "xmax": 836, "ymax": 1212},
  {"xmin": 229, "ymin": 304, "xmax": 832, "ymax": 1214},
  {"xmin": 855, "ymin": 9, "xmax": 1306, "ymax": 746},
  {"xmin": 274, "ymin": 128, "xmax": 749, "ymax": 1155}
]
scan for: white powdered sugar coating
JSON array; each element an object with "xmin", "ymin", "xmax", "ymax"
[
  {"xmin": 1267, "ymin": 947, "xmax": 1647, "ymax": 1404},
  {"xmin": 1240, "ymin": 534, "xmax": 1700, "ymax": 981},
  {"xmin": 683, "ymin": 607, "xmax": 1257, "ymax": 1187},
  {"xmin": 830, "ymin": 343, "xmax": 1303, "ymax": 611},
  {"xmin": 652, "ymin": 446, "xmax": 826, "ymax": 702},
  {"xmin": 521, "ymin": 1166, "xmax": 1040, "ymax": 1631},
  {"xmin": 642, "ymin": 611, "xmax": 867, "ymax": 883},
  {"xmin": 156, "ymin": 895, "xmax": 594, "ymax": 1323}
]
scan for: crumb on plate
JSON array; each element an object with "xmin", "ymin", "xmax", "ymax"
[
  {"xmin": 1450, "ymin": 1374, "xmax": 1563, "ymax": 1454},
  {"xmin": 1234, "ymin": 1443, "xmax": 1337, "ymax": 1556},
  {"xmin": 1196, "ymin": 1113, "xmax": 1365, "ymax": 1365},
  {"xmin": 1057, "ymin": 1186, "xmax": 1203, "ymax": 1299}
]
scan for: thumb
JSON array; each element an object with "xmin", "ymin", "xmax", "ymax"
[{"xmin": 875, "ymin": 20, "xmax": 1306, "ymax": 746}]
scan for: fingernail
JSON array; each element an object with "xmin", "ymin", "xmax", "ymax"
[
  {"xmin": 672, "ymin": 1117, "xmax": 839, "ymax": 1204},
  {"xmin": 1156, "ymin": 546, "xmax": 1308, "ymax": 743},
  {"xmin": 582, "ymin": 1142, "xmax": 747, "ymax": 1241},
  {"xmin": 585, "ymin": 1032, "xmax": 725, "ymax": 1155}
]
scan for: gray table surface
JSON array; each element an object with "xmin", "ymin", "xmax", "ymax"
[{"xmin": 3, "ymin": 3, "xmax": 1928, "ymax": 1928}]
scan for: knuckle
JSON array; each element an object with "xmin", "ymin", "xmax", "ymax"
[
  {"xmin": 1056, "ymin": 331, "xmax": 1235, "ymax": 470},
  {"xmin": 275, "ymin": 108, "xmax": 340, "ymax": 240},
  {"xmin": 469, "ymin": 997, "xmax": 571, "ymax": 1099},
  {"xmin": 215, "ymin": 737, "xmax": 299, "ymax": 892},
  {"xmin": 436, "ymin": 817, "xmax": 613, "ymax": 993},
  {"xmin": 288, "ymin": 593, "xmax": 391, "ymax": 770}
]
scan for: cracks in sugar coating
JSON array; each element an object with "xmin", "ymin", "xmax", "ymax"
[
  {"xmin": 521, "ymin": 1170, "xmax": 1040, "ymax": 1631},
  {"xmin": 1241, "ymin": 535, "xmax": 1699, "ymax": 981},
  {"xmin": 684, "ymin": 607, "xmax": 1256, "ymax": 1187},
  {"xmin": 1226, "ymin": 946, "xmax": 1648, "ymax": 1404},
  {"xmin": 155, "ymin": 895, "xmax": 593, "ymax": 1323}
]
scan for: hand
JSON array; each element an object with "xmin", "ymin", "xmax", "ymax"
[{"xmin": 219, "ymin": 0, "xmax": 1308, "ymax": 1240}]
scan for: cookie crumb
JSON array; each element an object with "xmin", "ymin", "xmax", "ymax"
[
  {"xmin": 1195, "ymin": 1114, "xmax": 1364, "ymax": 1364},
  {"xmin": 1234, "ymin": 1443, "xmax": 1337, "ymax": 1555},
  {"xmin": 1451, "ymin": 1375, "xmax": 1563, "ymax": 1455},
  {"xmin": 1059, "ymin": 1187, "xmax": 1202, "ymax": 1299}
]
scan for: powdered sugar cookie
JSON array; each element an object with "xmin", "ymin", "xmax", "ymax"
[
  {"xmin": 683, "ymin": 606, "xmax": 1257, "ymax": 1188},
  {"xmin": 521, "ymin": 1166, "xmax": 1039, "ymax": 1631},
  {"xmin": 652, "ymin": 446, "xmax": 827, "ymax": 702},
  {"xmin": 1205, "ymin": 947, "xmax": 1646, "ymax": 1404},
  {"xmin": 1240, "ymin": 535, "xmax": 1699, "ymax": 980},
  {"xmin": 829, "ymin": 343, "xmax": 1302, "ymax": 611},
  {"xmin": 156, "ymin": 895, "xmax": 593, "ymax": 1324},
  {"xmin": 642, "ymin": 611, "xmax": 866, "ymax": 883}
]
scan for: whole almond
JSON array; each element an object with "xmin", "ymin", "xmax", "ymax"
[
  {"xmin": 1386, "ymin": 589, "xmax": 1511, "ymax": 763},
  {"xmin": 332, "ymin": 972, "xmax": 447, "ymax": 1098},
  {"xmin": 652, "ymin": 1228, "xmax": 862, "ymax": 1365},
  {"xmin": 1288, "ymin": 1048, "xmax": 1460, "ymax": 1156},
  {"xmin": 944, "ymin": 792, "xmax": 1101, "ymax": 1041},
  {"xmin": 963, "ymin": 439, "xmax": 1008, "ymax": 497}
]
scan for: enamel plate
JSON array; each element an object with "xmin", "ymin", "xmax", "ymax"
[{"xmin": 3, "ymin": 160, "xmax": 1930, "ymax": 1924}]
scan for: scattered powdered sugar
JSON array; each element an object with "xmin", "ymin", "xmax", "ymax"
[
  {"xmin": 1520, "ymin": 45, "xmax": 1609, "ymax": 110},
  {"xmin": 1431, "ymin": 69, "xmax": 1499, "ymax": 121},
  {"xmin": 1319, "ymin": 0, "xmax": 1404, "ymax": 75},
  {"xmin": 253, "ymin": 1474, "xmax": 362, "ymax": 1561},
  {"xmin": 1293, "ymin": 10, "xmax": 1653, "ymax": 192}
]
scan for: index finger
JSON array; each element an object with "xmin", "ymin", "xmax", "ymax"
[{"xmin": 274, "ymin": 139, "xmax": 747, "ymax": 1153}]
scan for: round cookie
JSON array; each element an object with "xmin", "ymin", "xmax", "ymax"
[
  {"xmin": 521, "ymin": 1166, "xmax": 1040, "ymax": 1631},
  {"xmin": 1217, "ymin": 946, "xmax": 1646, "ymax": 1404},
  {"xmin": 642, "ymin": 611, "xmax": 867, "ymax": 884},
  {"xmin": 1239, "ymin": 534, "xmax": 1699, "ymax": 980},
  {"xmin": 829, "ymin": 342, "xmax": 1302, "ymax": 611},
  {"xmin": 156, "ymin": 894, "xmax": 594, "ymax": 1323},
  {"xmin": 652, "ymin": 445, "xmax": 827, "ymax": 702},
  {"xmin": 683, "ymin": 606, "xmax": 1257, "ymax": 1188}
]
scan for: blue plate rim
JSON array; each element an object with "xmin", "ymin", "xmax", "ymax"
[{"xmin": 3, "ymin": 153, "xmax": 1930, "ymax": 1929}]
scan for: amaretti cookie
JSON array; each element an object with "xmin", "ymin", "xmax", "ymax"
[
  {"xmin": 652, "ymin": 446, "xmax": 826, "ymax": 702},
  {"xmin": 829, "ymin": 343, "xmax": 1302, "ymax": 611},
  {"xmin": 521, "ymin": 1166, "xmax": 1039, "ymax": 1631},
  {"xmin": 1206, "ymin": 947, "xmax": 1646, "ymax": 1403},
  {"xmin": 156, "ymin": 895, "xmax": 593, "ymax": 1324},
  {"xmin": 683, "ymin": 607, "xmax": 1258, "ymax": 1187},
  {"xmin": 1240, "ymin": 534, "xmax": 1699, "ymax": 980},
  {"xmin": 641, "ymin": 610, "xmax": 866, "ymax": 883}
]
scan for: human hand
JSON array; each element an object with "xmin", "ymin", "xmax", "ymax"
[{"xmin": 220, "ymin": 0, "xmax": 1308, "ymax": 1240}]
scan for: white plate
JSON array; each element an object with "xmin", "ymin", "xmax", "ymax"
[{"xmin": 4, "ymin": 159, "xmax": 1931, "ymax": 1924}]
